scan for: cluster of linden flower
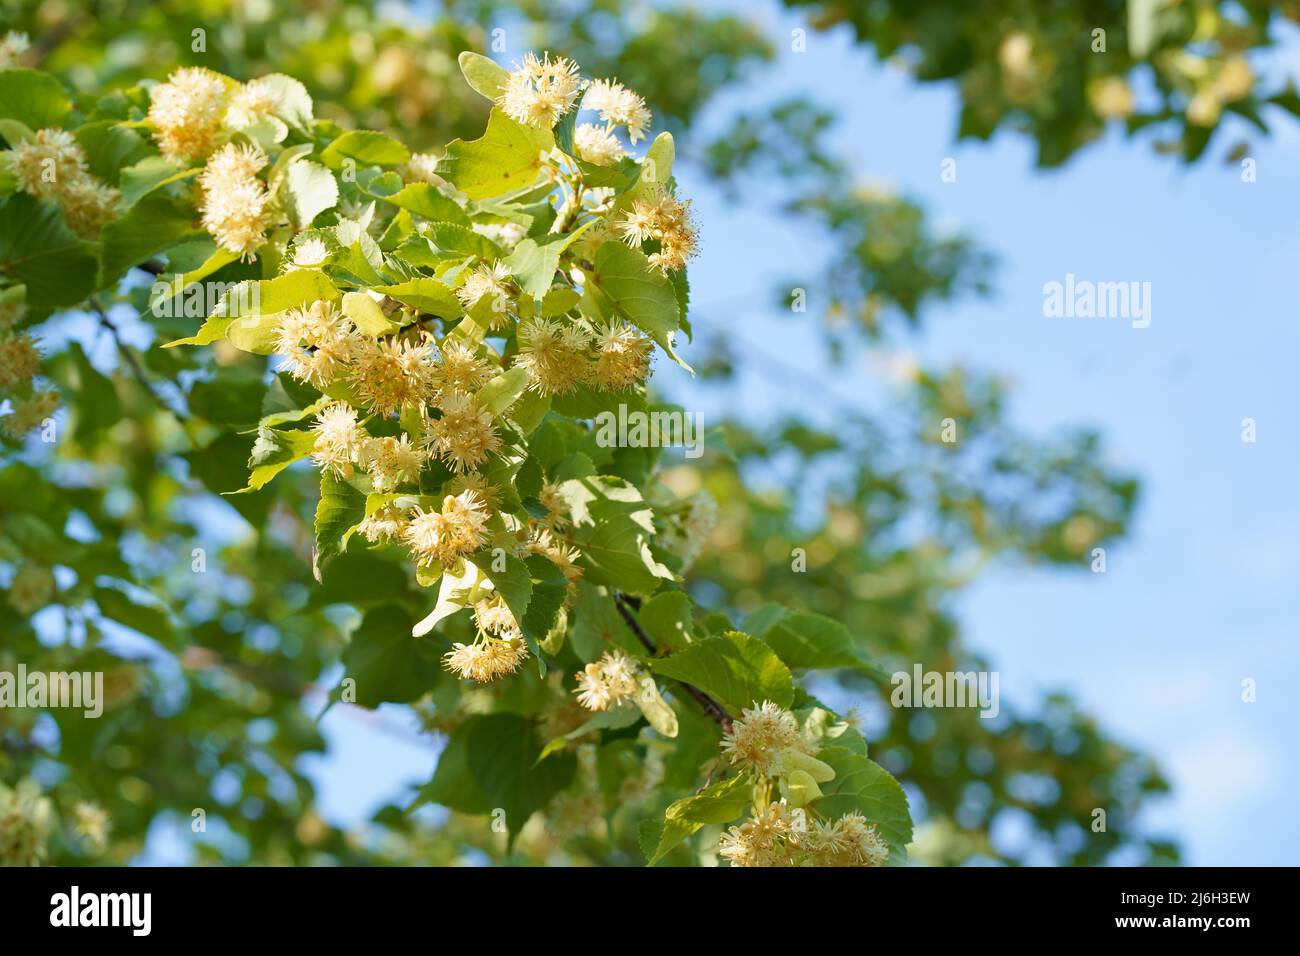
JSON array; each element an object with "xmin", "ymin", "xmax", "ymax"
[
  {"xmin": 0, "ymin": 296, "xmax": 59, "ymax": 441},
  {"xmin": 146, "ymin": 68, "xmax": 295, "ymax": 257},
  {"xmin": 0, "ymin": 777, "xmax": 55, "ymax": 866},
  {"xmin": 656, "ymin": 491, "xmax": 719, "ymax": 574},
  {"xmin": 494, "ymin": 52, "xmax": 697, "ymax": 275},
  {"xmin": 287, "ymin": 295, "xmax": 653, "ymax": 483},
  {"xmin": 0, "ymin": 30, "xmax": 28, "ymax": 69},
  {"xmin": 573, "ymin": 649, "xmax": 643, "ymax": 711},
  {"xmin": 0, "ymin": 126, "xmax": 121, "ymax": 237},
  {"xmin": 0, "ymin": 777, "xmax": 110, "ymax": 863},
  {"xmin": 716, "ymin": 700, "xmax": 890, "ymax": 868},
  {"xmin": 278, "ymin": 291, "xmax": 602, "ymax": 683}
]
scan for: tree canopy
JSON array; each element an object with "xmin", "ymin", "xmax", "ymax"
[{"xmin": 5, "ymin": 0, "xmax": 1284, "ymax": 867}]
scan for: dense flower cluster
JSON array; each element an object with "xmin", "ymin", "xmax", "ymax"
[
  {"xmin": 616, "ymin": 185, "xmax": 699, "ymax": 274},
  {"xmin": 718, "ymin": 802, "xmax": 890, "ymax": 868},
  {"xmin": 0, "ymin": 30, "xmax": 29, "ymax": 69},
  {"xmin": 573, "ymin": 650, "xmax": 642, "ymax": 711},
  {"xmin": 0, "ymin": 777, "xmax": 56, "ymax": 866},
  {"xmin": 516, "ymin": 317, "xmax": 652, "ymax": 395},
  {"xmin": 498, "ymin": 52, "xmax": 583, "ymax": 130},
  {"xmin": 198, "ymin": 142, "xmax": 271, "ymax": 257},
  {"xmin": 0, "ymin": 295, "xmax": 59, "ymax": 441},
  {"xmin": 715, "ymin": 701, "xmax": 890, "ymax": 868},
  {"xmin": 147, "ymin": 69, "xmax": 301, "ymax": 256},
  {"xmin": 0, "ymin": 127, "xmax": 120, "ymax": 236}
]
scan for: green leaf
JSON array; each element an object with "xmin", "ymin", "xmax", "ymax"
[
  {"xmin": 422, "ymin": 220, "xmax": 503, "ymax": 260},
  {"xmin": 321, "ymin": 130, "xmax": 410, "ymax": 169},
  {"xmin": 94, "ymin": 586, "xmax": 173, "ymax": 642},
  {"xmin": 476, "ymin": 366, "xmax": 529, "ymax": 415},
  {"xmin": 239, "ymin": 426, "xmax": 315, "ymax": 491},
  {"xmin": 0, "ymin": 69, "xmax": 71, "ymax": 129},
  {"xmin": 519, "ymin": 555, "xmax": 567, "ymax": 645},
  {"xmin": 118, "ymin": 156, "xmax": 199, "ymax": 207},
  {"xmin": 635, "ymin": 132, "xmax": 675, "ymax": 195},
  {"xmin": 555, "ymin": 475, "xmax": 674, "ymax": 594},
  {"xmin": 340, "ymin": 605, "xmax": 443, "ymax": 707},
  {"xmin": 504, "ymin": 219, "xmax": 597, "ymax": 302},
  {"xmin": 469, "ymin": 550, "xmax": 532, "ymax": 625},
  {"xmin": 99, "ymin": 193, "xmax": 200, "ymax": 287},
  {"xmin": 411, "ymin": 559, "xmax": 477, "ymax": 637},
  {"xmin": 341, "ymin": 290, "xmax": 400, "ymax": 336},
  {"xmin": 257, "ymin": 73, "xmax": 314, "ymax": 131},
  {"xmin": 633, "ymin": 678, "xmax": 679, "ymax": 737},
  {"xmin": 1128, "ymin": 0, "xmax": 1162, "ymax": 58},
  {"xmin": 646, "ymin": 773, "xmax": 750, "ymax": 864},
  {"xmin": 436, "ymin": 108, "xmax": 553, "ymax": 200},
  {"xmin": 509, "ymin": 391, "xmax": 550, "ymax": 434},
  {"xmin": 465, "ymin": 713, "xmax": 577, "ymax": 838},
  {"xmin": 554, "ymin": 107, "xmax": 578, "ymax": 156},
  {"xmin": 540, "ymin": 287, "xmax": 580, "ymax": 317},
  {"xmin": 638, "ymin": 590, "xmax": 694, "ymax": 651},
  {"xmin": 539, "ymin": 702, "xmax": 644, "ymax": 761},
  {"xmin": 815, "ymin": 746, "xmax": 914, "ymax": 865},
  {"xmin": 373, "ymin": 277, "xmax": 462, "ymax": 318},
  {"xmin": 650, "ymin": 630, "xmax": 794, "ymax": 715},
  {"xmin": 416, "ymin": 715, "xmax": 495, "ymax": 814},
  {"xmin": 588, "ymin": 240, "xmax": 691, "ymax": 373},
  {"xmin": 147, "ymin": 247, "xmax": 239, "ymax": 316},
  {"xmin": 457, "ymin": 51, "xmax": 510, "ymax": 102},
  {"xmin": 745, "ymin": 606, "xmax": 886, "ymax": 677},
  {"xmin": 380, "ymin": 183, "xmax": 471, "ymax": 226},
  {"xmin": 314, "ymin": 470, "xmax": 366, "ymax": 567},
  {"xmin": 0, "ymin": 194, "xmax": 97, "ymax": 308},
  {"xmin": 65, "ymin": 343, "xmax": 121, "ymax": 440},
  {"xmin": 281, "ymin": 159, "xmax": 338, "ymax": 229},
  {"xmin": 165, "ymin": 269, "xmax": 339, "ymax": 350},
  {"xmin": 73, "ymin": 122, "xmax": 152, "ymax": 185},
  {"xmin": 0, "ymin": 118, "xmax": 34, "ymax": 147}
]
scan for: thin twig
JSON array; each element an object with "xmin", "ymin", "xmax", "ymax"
[
  {"xmin": 613, "ymin": 592, "xmax": 732, "ymax": 731},
  {"xmin": 92, "ymin": 303, "xmax": 187, "ymax": 420}
]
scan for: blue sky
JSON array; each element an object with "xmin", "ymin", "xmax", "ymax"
[{"xmin": 74, "ymin": 1, "xmax": 1296, "ymax": 865}]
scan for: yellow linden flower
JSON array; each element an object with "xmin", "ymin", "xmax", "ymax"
[
  {"xmin": 0, "ymin": 389, "xmax": 59, "ymax": 439},
  {"xmin": 720, "ymin": 699, "xmax": 804, "ymax": 774},
  {"xmin": 273, "ymin": 300, "xmax": 358, "ymax": 388},
  {"xmin": 422, "ymin": 391, "xmax": 500, "ymax": 473},
  {"xmin": 498, "ymin": 52, "xmax": 582, "ymax": 130},
  {"xmin": 58, "ymin": 176, "xmax": 121, "ymax": 237},
  {"xmin": 0, "ymin": 333, "xmax": 41, "ymax": 389},
  {"xmin": 616, "ymin": 187, "xmax": 699, "ymax": 273},
  {"xmin": 402, "ymin": 491, "xmax": 489, "ymax": 569},
  {"xmin": 582, "ymin": 78, "xmax": 652, "ymax": 143},
  {"xmin": 586, "ymin": 320, "xmax": 652, "ymax": 391},
  {"xmin": 515, "ymin": 318, "xmax": 591, "ymax": 395},
  {"xmin": 351, "ymin": 337, "xmax": 435, "ymax": 416},
  {"xmin": 199, "ymin": 143, "xmax": 271, "ymax": 258},
  {"xmin": 573, "ymin": 650, "xmax": 641, "ymax": 711},
  {"xmin": 2, "ymin": 128, "xmax": 87, "ymax": 197},
  {"xmin": 309, "ymin": 401, "xmax": 364, "ymax": 479},
  {"xmin": 574, "ymin": 123, "xmax": 625, "ymax": 167},
  {"xmin": 148, "ymin": 67, "xmax": 228, "ymax": 162},
  {"xmin": 359, "ymin": 434, "xmax": 425, "ymax": 492}
]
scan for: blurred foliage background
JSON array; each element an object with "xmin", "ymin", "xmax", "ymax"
[{"xmin": 6, "ymin": 0, "xmax": 1294, "ymax": 865}]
